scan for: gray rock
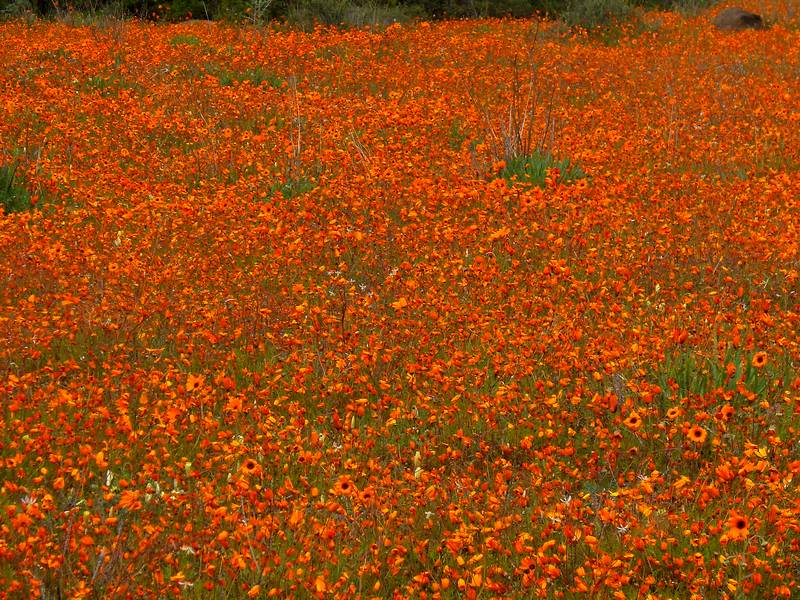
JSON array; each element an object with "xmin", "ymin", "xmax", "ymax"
[{"xmin": 713, "ymin": 7, "xmax": 765, "ymax": 30}]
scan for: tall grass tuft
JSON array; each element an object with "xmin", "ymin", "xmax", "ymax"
[
  {"xmin": 480, "ymin": 30, "xmax": 585, "ymax": 188},
  {"xmin": 500, "ymin": 152, "xmax": 586, "ymax": 188},
  {"xmin": 0, "ymin": 163, "xmax": 33, "ymax": 214}
]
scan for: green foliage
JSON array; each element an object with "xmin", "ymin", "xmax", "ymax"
[
  {"xmin": 162, "ymin": 0, "xmax": 211, "ymax": 20},
  {"xmin": 269, "ymin": 176, "xmax": 316, "ymax": 199},
  {"xmin": 560, "ymin": 0, "xmax": 633, "ymax": 29},
  {"xmin": 658, "ymin": 347, "xmax": 791, "ymax": 403},
  {"xmin": 411, "ymin": 0, "xmax": 540, "ymax": 18},
  {"xmin": 0, "ymin": 163, "xmax": 33, "ymax": 214},
  {"xmin": 83, "ymin": 73, "xmax": 140, "ymax": 97},
  {"xmin": 500, "ymin": 151, "xmax": 585, "ymax": 188},
  {"xmin": 218, "ymin": 67, "xmax": 284, "ymax": 88},
  {"xmin": 639, "ymin": 0, "xmax": 715, "ymax": 13},
  {"xmin": 447, "ymin": 119, "xmax": 468, "ymax": 151},
  {"xmin": 283, "ymin": 0, "xmax": 419, "ymax": 28},
  {"xmin": 670, "ymin": 0, "xmax": 716, "ymax": 16},
  {"xmin": 170, "ymin": 33, "xmax": 202, "ymax": 45},
  {"xmin": 4, "ymin": 0, "xmax": 717, "ymax": 25},
  {"xmin": 0, "ymin": 0, "xmax": 34, "ymax": 19}
]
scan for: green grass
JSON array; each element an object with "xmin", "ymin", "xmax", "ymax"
[
  {"xmin": 657, "ymin": 346, "xmax": 793, "ymax": 403},
  {"xmin": 269, "ymin": 176, "xmax": 316, "ymax": 199},
  {"xmin": 218, "ymin": 66, "xmax": 284, "ymax": 88},
  {"xmin": 170, "ymin": 33, "xmax": 202, "ymax": 46},
  {"xmin": 447, "ymin": 119, "xmax": 468, "ymax": 151},
  {"xmin": 499, "ymin": 151, "xmax": 586, "ymax": 188},
  {"xmin": 83, "ymin": 73, "xmax": 140, "ymax": 97},
  {"xmin": 0, "ymin": 163, "xmax": 32, "ymax": 214}
]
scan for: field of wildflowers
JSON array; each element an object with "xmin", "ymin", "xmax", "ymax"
[{"xmin": 1, "ymin": 5, "xmax": 799, "ymax": 598}]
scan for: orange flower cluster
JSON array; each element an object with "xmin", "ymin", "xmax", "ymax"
[{"xmin": 1, "ymin": 5, "xmax": 800, "ymax": 598}]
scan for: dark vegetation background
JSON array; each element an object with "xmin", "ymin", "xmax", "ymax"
[{"xmin": 1, "ymin": 0, "xmax": 712, "ymax": 26}]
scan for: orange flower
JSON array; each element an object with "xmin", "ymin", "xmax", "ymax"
[
  {"xmin": 288, "ymin": 509, "xmax": 304, "ymax": 527},
  {"xmin": 752, "ymin": 352, "xmax": 767, "ymax": 369},
  {"xmin": 332, "ymin": 475, "xmax": 356, "ymax": 496},
  {"xmin": 624, "ymin": 411, "xmax": 642, "ymax": 431},
  {"xmin": 118, "ymin": 489, "xmax": 142, "ymax": 511},
  {"xmin": 240, "ymin": 458, "xmax": 261, "ymax": 477},
  {"xmin": 727, "ymin": 513, "xmax": 749, "ymax": 541},
  {"xmin": 519, "ymin": 556, "xmax": 537, "ymax": 586},
  {"xmin": 186, "ymin": 373, "xmax": 204, "ymax": 393},
  {"xmin": 687, "ymin": 425, "xmax": 707, "ymax": 444},
  {"xmin": 391, "ymin": 297, "xmax": 409, "ymax": 310},
  {"xmin": 357, "ymin": 486, "xmax": 376, "ymax": 505},
  {"xmin": 3, "ymin": 18, "xmax": 800, "ymax": 598}
]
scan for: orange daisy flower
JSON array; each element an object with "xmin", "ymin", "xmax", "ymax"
[
  {"xmin": 719, "ymin": 404, "xmax": 734, "ymax": 421},
  {"xmin": 332, "ymin": 475, "xmax": 356, "ymax": 497},
  {"xmin": 752, "ymin": 352, "xmax": 767, "ymax": 369},
  {"xmin": 519, "ymin": 556, "xmax": 537, "ymax": 586},
  {"xmin": 358, "ymin": 486, "xmax": 376, "ymax": 505},
  {"xmin": 186, "ymin": 373, "xmax": 204, "ymax": 393},
  {"xmin": 624, "ymin": 411, "xmax": 642, "ymax": 431},
  {"xmin": 666, "ymin": 406, "xmax": 681, "ymax": 420},
  {"xmin": 687, "ymin": 425, "xmax": 707, "ymax": 444},
  {"xmin": 240, "ymin": 458, "xmax": 261, "ymax": 477},
  {"xmin": 725, "ymin": 362, "xmax": 737, "ymax": 378},
  {"xmin": 727, "ymin": 513, "xmax": 749, "ymax": 541}
]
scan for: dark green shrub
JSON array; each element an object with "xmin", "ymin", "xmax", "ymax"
[
  {"xmin": 0, "ymin": 0, "xmax": 35, "ymax": 19},
  {"xmin": 2, "ymin": 0, "xmax": 716, "ymax": 26},
  {"xmin": 561, "ymin": 0, "xmax": 633, "ymax": 29},
  {"xmin": 284, "ymin": 0, "xmax": 419, "ymax": 28},
  {"xmin": 410, "ymin": 0, "xmax": 539, "ymax": 18},
  {"xmin": 667, "ymin": 0, "xmax": 716, "ymax": 15},
  {"xmin": 636, "ymin": 0, "xmax": 715, "ymax": 11}
]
